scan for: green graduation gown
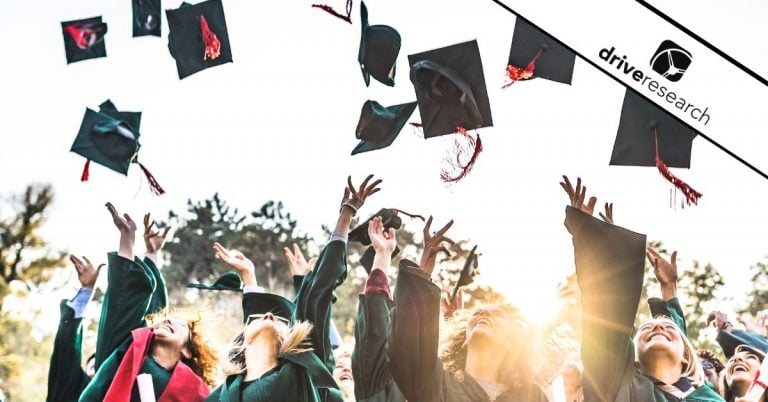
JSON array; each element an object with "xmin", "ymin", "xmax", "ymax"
[
  {"xmin": 389, "ymin": 260, "xmax": 548, "ymax": 402},
  {"xmin": 352, "ymin": 271, "xmax": 406, "ymax": 402},
  {"xmin": 206, "ymin": 240, "xmax": 347, "ymax": 402},
  {"xmin": 47, "ymin": 300, "xmax": 91, "ymax": 402},
  {"xmin": 565, "ymin": 206, "xmax": 723, "ymax": 402},
  {"xmin": 79, "ymin": 253, "xmax": 172, "ymax": 402}
]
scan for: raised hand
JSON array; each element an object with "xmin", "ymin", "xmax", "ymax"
[
  {"xmin": 70, "ymin": 255, "xmax": 103, "ymax": 289},
  {"xmin": 599, "ymin": 202, "xmax": 614, "ymax": 224},
  {"xmin": 707, "ymin": 310, "xmax": 732, "ymax": 331},
  {"xmin": 559, "ymin": 176, "xmax": 597, "ymax": 216},
  {"xmin": 646, "ymin": 246, "xmax": 678, "ymax": 300},
  {"xmin": 419, "ymin": 216, "xmax": 454, "ymax": 276},
  {"xmin": 283, "ymin": 243, "xmax": 315, "ymax": 276},
  {"xmin": 143, "ymin": 213, "xmax": 171, "ymax": 255},
  {"xmin": 368, "ymin": 216, "xmax": 396, "ymax": 254},
  {"xmin": 340, "ymin": 174, "xmax": 382, "ymax": 216},
  {"xmin": 441, "ymin": 287, "xmax": 463, "ymax": 319},
  {"xmin": 213, "ymin": 242, "xmax": 254, "ymax": 277},
  {"xmin": 106, "ymin": 202, "xmax": 137, "ymax": 234}
]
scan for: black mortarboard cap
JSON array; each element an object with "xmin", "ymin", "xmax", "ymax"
[
  {"xmin": 166, "ymin": 0, "xmax": 233, "ymax": 79},
  {"xmin": 70, "ymin": 100, "xmax": 165, "ymax": 194},
  {"xmin": 242, "ymin": 293, "xmax": 296, "ymax": 324},
  {"xmin": 358, "ymin": 245, "xmax": 400, "ymax": 274},
  {"xmin": 358, "ymin": 1, "xmax": 401, "ymax": 87},
  {"xmin": 61, "ymin": 16, "xmax": 108, "ymax": 64},
  {"xmin": 451, "ymin": 245, "xmax": 478, "ymax": 302},
  {"xmin": 352, "ymin": 100, "xmax": 417, "ymax": 155},
  {"xmin": 507, "ymin": 18, "xmax": 575, "ymax": 85},
  {"xmin": 610, "ymin": 89, "xmax": 697, "ymax": 168},
  {"xmin": 186, "ymin": 271, "xmax": 243, "ymax": 292},
  {"xmin": 133, "ymin": 0, "xmax": 162, "ymax": 37},
  {"xmin": 349, "ymin": 208, "xmax": 403, "ymax": 245},
  {"xmin": 408, "ymin": 40, "xmax": 493, "ymax": 138}
]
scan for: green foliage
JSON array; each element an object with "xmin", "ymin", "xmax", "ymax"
[
  {"xmin": 0, "ymin": 311, "xmax": 53, "ymax": 402},
  {"xmin": 744, "ymin": 259, "xmax": 768, "ymax": 315},
  {"xmin": 0, "ymin": 184, "xmax": 67, "ymax": 307}
]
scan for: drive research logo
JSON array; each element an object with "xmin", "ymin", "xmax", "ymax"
[{"xmin": 649, "ymin": 40, "xmax": 692, "ymax": 82}]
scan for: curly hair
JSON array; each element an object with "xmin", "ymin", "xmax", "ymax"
[
  {"xmin": 439, "ymin": 304, "xmax": 535, "ymax": 386},
  {"xmin": 182, "ymin": 317, "xmax": 220, "ymax": 388}
]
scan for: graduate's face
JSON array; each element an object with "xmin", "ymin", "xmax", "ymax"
[
  {"xmin": 635, "ymin": 319, "xmax": 685, "ymax": 364},
  {"xmin": 152, "ymin": 317, "xmax": 192, "ymax": 351},
  {"xmin": 465, "ymin": 306, "xmax": 522, "ymax": 344},
  {"xmin": 244, "ymin": 313, "xmax": 290, "ymax": 344},
  {"xmin": 725, "ymin": 349, "xmax": 762, "ymax": 390},
  {"xmin": 333, "ymin": 356, "xmax": 354, "ymax": 388}
]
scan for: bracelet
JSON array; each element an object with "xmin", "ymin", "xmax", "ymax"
[{"xmin": 340, "ymin": 201, "xmax": 358, "ymax": 216}]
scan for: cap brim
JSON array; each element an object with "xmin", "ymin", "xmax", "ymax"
[
  {"xmin": 351, "ymin": 101, "xmax": 417, "ymax": 155},
  {"xmin": 508, "ymin": 18, "xmax": 575, "ymax": 85},
  {"xmin": 186, "ymin": 283, "xmax": 243, "ymax": 292}
]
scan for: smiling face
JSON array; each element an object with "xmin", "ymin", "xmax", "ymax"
[
  {"xmin": 634, "ymin": 318, "xmax": 686, "ymax": 366},
  {"xmin": 151, "ymin": 317, "xmax": 192, "ymax": 354},
  {"xmin": 465, "ymin": 305, "xmax": 523, "ymax": 346},
  {"xmin": 724, "ymin": 347, "xmax": 763, "ymax": 393},
  {"xmin": 333, "ymin": 356, "xmax": 354, "ymax": 388}
]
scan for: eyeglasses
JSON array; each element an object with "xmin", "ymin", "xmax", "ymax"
[{"xmin": 246, "ymin": 313, "xmax": 290, "ymax": 326}]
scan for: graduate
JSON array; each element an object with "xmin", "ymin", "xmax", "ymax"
[
  {"xmin": 350, "ymin": 215, "xmax": 406, "ymax": 402},
  {"xmin": 205, "ymin": 174, "xmax": 382, "ymax": 402},
  {"xmin": 79, "ymin": 205, "xmax": 217, "ymax": 401},
  {"xmin": 46, "ymin": 255, "xmax": 100, "ymax": 402},
  {"xmin": 560, "ymin": 175, "xmax": 723, "ymax": 402},
  {"xmin": 388, "ymin": 217, "xmax": 548, "ymax": 402}
]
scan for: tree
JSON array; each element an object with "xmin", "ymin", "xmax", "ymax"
[
  {"xmin": 744, "ymin": 259, "xmax": 768, "ymax": 315},
  {"xmin": 0, "ymin": 184, "xmax": 67, "ymax": 307}
]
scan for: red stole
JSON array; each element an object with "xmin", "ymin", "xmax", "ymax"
[{"xmin": 104, "ymin": 327, "xmax": 209, "ymax": 402}]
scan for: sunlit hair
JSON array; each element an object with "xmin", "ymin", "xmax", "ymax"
[
  {"xmin": 632, "ymin": 316, "xmax": 706, "ymax": 388},
  {"xmin": 222, "ymin": 320, "xmax": 314, "ymax": 376},
  {"xmin": 146, "ymin": 311, "xmax": 219, "ymax": 388},
  {"xmin": 718, "ymin": 345, "xmax": 766, "ymax": 401},
  {"xmin": 535, "ymin": 323, "xmax": 583, "ymax": 394},
  {"xmin": 440, "ymin": 304, "xmax": 533, "ymax": 386}
]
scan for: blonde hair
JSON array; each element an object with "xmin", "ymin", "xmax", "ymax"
[
  {"xmin": 632, "ymin": 316, "xmax": 706, "ymax": 388},
  {"xmin": 440, "ymin": 304, "xmax": 533, "ymax": 386},
  {"xmin": 718, "ymin": 345, "xmax": 766, "ymax": 401},
  {"xmin": 223, "ymin": 320, "xmax": 314, "ymax": 376}
]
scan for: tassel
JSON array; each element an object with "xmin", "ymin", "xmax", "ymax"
[
  {"xmin": 392, "ymin": 209, "xmax": 426, "ymax": 222},
  {"xmin": 502, "ymin": 48, "xmax": 544, "ymax": 89},
  {"xmin": 311, "ymin": 0, "xmax": 353, "ymax": 24},
  {"xmin": 440, "ymin": 127, "xmax": 483, "ymax": 184},
  {"xmin": 654, "ymin": 128, "xmax": 701, "ymax": 207},
  {"xmin": 80, "ymin": 159, "xmax": 91, "ymax": 182},
  {"xmin": 198, "ymin": 15, "xmax": 221, "ymax": 60},
  {"xmin": 136, "ymin": 162, "xmax": 166, "ymax": 196}
]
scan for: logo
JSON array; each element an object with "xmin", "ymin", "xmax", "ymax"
[{"xmin": 649, "ymin": 40, "xmax": 692, "ymax": 82}]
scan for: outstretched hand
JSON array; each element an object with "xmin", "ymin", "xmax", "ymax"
[
  {"xmin": 143, "ymin": 213, "xmax": 171, "ymax": 255},
  {"xmin": 368, "ymin": 216, "xmax": 397, "ymax": 254},
  {"xmin": 707, "ymin": 310, "xmax": 732, "ymax": 332},
  {"xmin": 213, "ymin": 242, "xmax": 255, "ymax": 277},
  {"xmin": 419, "ymin": 216, "xmax": 454, "ymax": 276},
  {"xmin": 647, "ymin": 247, "xmax": 678, "ymax": 300},
  {"xmin": 106, "ymin": 202, "xmax": 137, "ymax": 234},
  {"xmin": 70, "ymin": 255, "xmax": 103, "ymax": 289},
  {"xmin": 441, "ymin": 287, "xmax": 463, "ymax": 319},
  {"xmin": 560, "ymin": 176, "xmax": 596, "ymax": 216},
  {"xmin": 283, "ymin": 243, "xmax": 315, "ymax": 276},
  {"xmin": 340, "ymin": 174, "xmax": 382, "ymax": 215}
]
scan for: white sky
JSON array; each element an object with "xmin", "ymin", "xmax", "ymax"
[{"xmin": 1, "ymin": 0, "xmax": 767, "ymax": 331}]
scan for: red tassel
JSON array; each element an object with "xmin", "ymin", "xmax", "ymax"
[
  {"xmin": 311, "ymin": 0, "xmax": 353, "ymax": 24},
  {"xmin": 654, "ymin": 128, "xmax": 702, "ymax": 207},
  {"xmin": 440, "ymin": 127, "xmax": 483, "ymax": 184},
  {"xmin": 136, "ymin": 162, "xmax": 165, "ymax": 196},
  {"xmin": 80, "ymin": 159, "xmax": 91, "ymax": 182},
  {"xmin": 63, "ymin": 25, "xmax": 89, "ymax": 48},
  {"xmin": 198, "ymin": 15, "xmax": 221, "ymax": 60},
  {"xmin": 502, "ymin": 48, "xmax": 544, "ymax": 89}
]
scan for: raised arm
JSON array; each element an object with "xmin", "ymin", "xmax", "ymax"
[
  {"xmin": 646, "ymin": 247, "xmax": 687, "ymax": 334},
  {"xmin": 389, "ymin": 217, "xmax": 453, "ymax": 402},
  {"xmin": 142, "ymin": 213, "xmax": 171, "ymax": 314},
  {"xmin": 708, "ymin": 310, "xmax": 768, "ymax": 358},
  {"xmin": 295, "ymin": 174, "xmax": 382, "ymax": 370},
  {"xmin": 93, "ymin": 203, "xmax": 157, "ymax": 370},
  {"xmin": 561, "ymin": 176, "xmax": 647, "ymax": 402},
  {"xmin": 46, "ymin": 256, "xmax": 101, "ymax": 402}
]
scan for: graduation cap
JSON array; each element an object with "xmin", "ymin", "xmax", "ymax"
[
  {"xmin": 242, "ymin": 293, "xmax": 296, "ymax": 324},
  {"xmin": 166, "ymin": 0, "xmax": 233, "ymax": 79},
  {"xmin": 610, "ymin": 89, "xmax": 701, "ymax": 207},
  {"xmin": 504, "ymin": 18, "xmax": 575, "ymax": 87},
  {"xmin": 352, "ymin": 100, "xmax": 417, "ymax": 155},
  {"xmin": 408, "ymin": 40, "xmax": 492, "ymax": 183},
  {"xmin": 186, "ymin": 271, "xmax": 243, "ymax": 292},
  {"xmin": 349, "ymin": 208, "xmax": 425, "ymax": 244},
  {"xmin": 451, "ymin": 245, "xmax": 478, "ymax": 302},
  {"xmin": 69, "ymin": 100, "xmax": 165, "ymax": 195},
  {"xmin": 61, "ymin": 16, "xmax": 108, "ymax": 64},
  {"xmin": 133, "ymin": 0, "xmax": 162, "ymax": 37},
  {"xmin": 358, "ymin": 1, "xmax": 401, "ymax": 87}
]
